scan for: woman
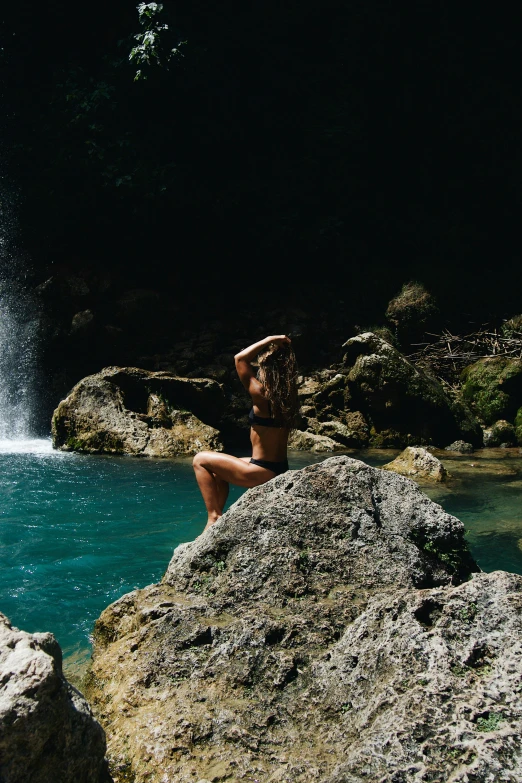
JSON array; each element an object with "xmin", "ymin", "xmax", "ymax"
[{"xmin": 192, "ymin": 334, "xmax": 299, "ymax": 530}]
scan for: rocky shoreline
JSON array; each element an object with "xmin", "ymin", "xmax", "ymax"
[{"xmin": 50, "ymin": 330, "xmax": 522, "ymax": 458}]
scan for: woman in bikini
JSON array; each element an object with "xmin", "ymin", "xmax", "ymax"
[{"xmin": 192, "ymin": 334, "xmax": 298, "ymax": 531}]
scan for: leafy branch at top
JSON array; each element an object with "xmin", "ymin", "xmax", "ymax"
[{"xmin": 129, "ymin": 3, "xmax": 186, "ymax": 81}]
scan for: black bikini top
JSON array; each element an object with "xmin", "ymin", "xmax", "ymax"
[{"xmin": 248, "ymin": 401, "xmax": 285, "ymax": 428}]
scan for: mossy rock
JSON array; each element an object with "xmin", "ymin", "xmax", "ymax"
[
  {"xmin": 461, "ymin": 357, "xmax": 522, "ymax": 426},
  {"xmin": 515, "ymin": 406, "xmax": 522, "ymax": 445},
  {"xmin": 342, "ymin": 333, "xmax": 483, "ymax": 448},
  {"xmin": 483, "ymin": 419, "xmax": 517, "ymax": 447},
  {"xmin": 385, "ymin": 281, "xmax": 439, "ymax": 346},
  {"xmin": 501, "ymin": 314, "xmax": 522, "ymax": 338}
]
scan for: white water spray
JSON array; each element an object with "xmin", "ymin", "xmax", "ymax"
[{"xmin": 0, "ymin": 179, "xmax": 42, "ymax": 446}]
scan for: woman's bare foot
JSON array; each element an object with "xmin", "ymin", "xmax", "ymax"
[{"xmin": 203, "ymin": 515, "xmax": 221, "ymax": 531}]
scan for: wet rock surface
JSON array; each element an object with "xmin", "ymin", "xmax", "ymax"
[
  {"xmin": 51, "ymin": 366, "xmax": 224, "ymax": 456},
  {"xmin": 84, "ymin": 456, "xmax": 514, "ymax": 783},
  {"xmin": 0, "ymin": 613, "xmax": 109, "ymax": 783}
]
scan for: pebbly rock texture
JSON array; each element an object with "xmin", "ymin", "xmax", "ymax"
[
  {"xmin": 383, "ymin": 446, "xmax": 450, "ymax": 482},
  {"xmin": 445, "ymin": 440, "xmax": 474, "ymax": 454},
  {"xmin": 86, "ymin": 456, "xmax": 490, "ymax": 783},
  {"xmin": 0, "ymin": 613, "xmax": 109, "ymax": 783},
  {"xmin": 52, "ymin": 366, "xmax": 224, "ymax": 456},
  {"xmin": 314, "ymin": 570, "xmax": 522, "ymax": 783}
]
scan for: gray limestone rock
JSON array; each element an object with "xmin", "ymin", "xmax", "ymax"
[
  {"xmin": 316, "ymin": 571, "xmax": 522, "ymax": 783},
  {"xmin": 445, "ymin": 439, "xmax": 474, "ymax": 453},
  {"xmin": 51, "ymin": 366, "xmax": 224, "ymax": 456},
  {"xmin": 288, "ymin": 429, "xmax": 345, "ymax": 452},
  {"xmin": 87, "ymin": 457, "xmax": 487, "ymax": 782},
  {"xmin": 0, "ymin": 613, "xmax": 109, "ymax": 783}
]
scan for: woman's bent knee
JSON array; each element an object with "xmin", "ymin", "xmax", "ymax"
[{"xmin": 193, "ymin": 451, "xmax": 214, "ymax": 469}]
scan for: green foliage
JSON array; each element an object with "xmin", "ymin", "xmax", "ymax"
[
  {"xmin": 450, "ymin": 663, "xmax": 468, "ymax": 677},
  {"xmin": 421, "ymin": 540, "xmax": 465, "ymax": 572},
  {"xmin": 475, "ymin": 712, "xmax": 504, "ymax": 732},
  {"xmin": 297, "ymin": 549, "xmax": 310, "ymax": 572},
  {"xmin": 461, "ymin": 357, "xmax": 522, "ymax": 425},
  {"xmin": 130, "ymin": 3, "xmax": 185, "ymax": 80},
  {"xmin": 458, "ymin": 602, "xmax": 477, "ymax": 622}
]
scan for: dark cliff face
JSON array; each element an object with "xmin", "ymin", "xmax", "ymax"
[{"xmin": 82, "ymin": 457, "xmax": 522, "ymax": 783}]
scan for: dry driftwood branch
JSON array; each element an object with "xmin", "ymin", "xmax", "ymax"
[{"xmin": 407, "ymin": 327, "xmax": 522, "ymax": 389}]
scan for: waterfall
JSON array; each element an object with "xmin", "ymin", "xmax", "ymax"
[{"xmin": 0, "ymin": 180, "xmax": 40, "ymax": 442}]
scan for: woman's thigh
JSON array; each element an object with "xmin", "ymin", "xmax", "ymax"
[{"xmin": 194, "ymin": 451, "xmax": 275, "ymax": 487}]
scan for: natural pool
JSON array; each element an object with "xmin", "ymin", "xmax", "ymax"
[{"xmin": 0, "ymin": 439, "xmax": 521, "ymax": 679}]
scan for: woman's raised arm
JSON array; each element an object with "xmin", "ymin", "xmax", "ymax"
[{"xmin": 234, "ymin": 335, "xmax": 290, "ymax": 392}]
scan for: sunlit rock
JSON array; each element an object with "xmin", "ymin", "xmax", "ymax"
[
  {"xmin": 52, "ymin": 366, "xmax": 224, "ymax": 456},
  {"xmin": 86, "ymin": 456, "xmax": 497, "ymax": 783},
  {"xmin": 383, "ymin": 445, "xmax": 450, "ymax": 482},
  {"xmin": 0, "ymin": 613, "xmax": 109, "ymax": 783}
]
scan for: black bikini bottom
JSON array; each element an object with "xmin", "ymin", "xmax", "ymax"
[{"xmin": 250, "ymin": 457, "xmax": 289, "ymax": 476}]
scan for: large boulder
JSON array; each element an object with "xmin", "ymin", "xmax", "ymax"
[
  {"xmin": 461, "ymin": 356, "xmax": 522, "ymax": 426},
  {"xmin": 52, "ymin": 367, "xmax": 224, "ymax": 456},
  {"xmin": 0, "ymin": 613, "xmax": 109, "ymax": 783},
  {"xmin": 85, "ymin": 456, "xmax": 497, "ymax": 783},
  {"xmin": 339, "ymin": 333, "xmax": 483, "ymax": 448}
]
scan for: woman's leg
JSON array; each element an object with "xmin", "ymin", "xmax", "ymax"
[
  {"xmin": 214, "ymin": 474, "xmax": 229, "ymax": 512},
  {"xmin": 192, "ymin": 451, "xmax": 275, "ymax": 529}
]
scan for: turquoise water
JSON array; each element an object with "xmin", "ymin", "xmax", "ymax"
[{"xmin": 0, "ymin": 441, "xmax": 521, "ymax": 676}]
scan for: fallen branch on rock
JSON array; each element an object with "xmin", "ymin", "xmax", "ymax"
[{"xmin": 407, "ymin": 327, "xmax": 522, "ymax": 389}]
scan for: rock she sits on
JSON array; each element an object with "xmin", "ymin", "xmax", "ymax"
[
  {"xmin": 0, "ymin": 613, "xmax": 109, "ymax": 783},
  {"xmin": 83, "ymin": 456, "xmax": 522, "ymax": 783}
]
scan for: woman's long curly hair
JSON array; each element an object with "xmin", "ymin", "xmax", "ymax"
[{"xmin": 257, "ymin": 342, "xmax": 299, "ymax": 429}]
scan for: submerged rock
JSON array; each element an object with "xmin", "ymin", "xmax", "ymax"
[
  {"xmin": 0, "ymin": 613, "xmax": 109, "ymax": 783},
  {"xmin": 51, "ymin": 366, "xmax": 224, "ymax": 456},
  {"xmin": 87, "ymin": 456, "xmax": 488, "ymax": 782},
  {"xmin": 383, "ymin": 446, "xmax": 450, "ymax": 482}
]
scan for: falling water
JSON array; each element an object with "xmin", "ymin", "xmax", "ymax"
[{"xmin": 0, "ymin": 178, "xmax": 41, "ymax": 444}]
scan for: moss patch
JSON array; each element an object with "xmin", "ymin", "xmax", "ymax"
[{"xmin": 461, "ymin": 357, "xmax": 522, "ymax": 425}]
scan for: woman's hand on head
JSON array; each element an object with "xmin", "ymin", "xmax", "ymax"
[{"xmin": 270, "ymin": 335, "xmax": 291, "ymax": 346}]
